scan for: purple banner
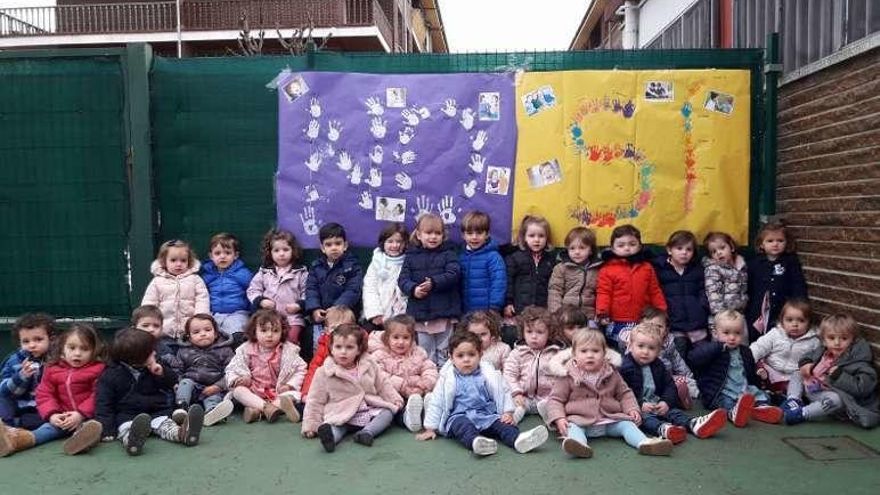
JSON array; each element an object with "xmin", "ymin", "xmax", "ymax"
[{"xmin": 277, "ymin": 71, "xmax": 517, "ymax": 248}]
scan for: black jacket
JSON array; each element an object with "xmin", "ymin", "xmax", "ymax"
[
  {"xmin": 688, "ymin": 342, "xmax": 760, "ymax": 409},
  {"xmin": 95, "ymin": 362, "xmax": 177, "ymax": 437},
  {"xmin": 745, "ymin": 253, "xmax": 807, "ymax": 341},
  {"xmin": 399, "ymin": 242, "xmax": 462, "ymax": 321},
  {"xmin": 652, "ymin": 255, "xmax": 709, "ymax": 334},
  {"xmin": 169, "ymin": 336, "xmax": 237, "ymax": 388},
  {"xmin": 504, "ymin": 247, "xmax": 558, "ymax": 313},
  {"xmin": 619, "ymin": 354, "xmax": 681, "ymax": 408}
]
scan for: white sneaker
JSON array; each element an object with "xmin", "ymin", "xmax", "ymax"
[
  {"xmin": 204, "ymin": 399, "xmax": 234, "ymax": 426},
  {"xmin": 512, "ymin": 405, "xmax": 526, "ymax": 424},
  {"xmin": 536, "ymin": 399, "xmax": 549, "ymax": 424},
  {"xmin": 514, "ymin": 425, "xmax": 548, "ymax": 454},
  {"xmin": 403, "ymin": 395, "xmax": 424, "ymax": 432},
  {"xmin": 471, "ymin": 436, "xmax": 497, "ymax": 456},
  {"xmin": 637, "ymin": 437, "xmax": 673, "ymax": 456}
]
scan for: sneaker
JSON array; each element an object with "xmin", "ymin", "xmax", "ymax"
[
  {"xmin": 536, "ymin": 400, "xmax": 549, "ymax": 423},
  {"xmin": 124, "ymin": 413, "xmax": 151, "ymax": 456},
  {"xmin": 512, "ymin": 405, "xmax": 526, "ymax": 424},
  {"xmin": 689, "ymin": 409, "xmax": 727, "ymax": 439},
  {"xmin": 317, "ymin": 423, "xmax": 336, "ymax": 453},
  {"xmin": 353, "ymin": 430, "xmax": 374, "ymax": 447},
  {"xmin": 659, "ymin": 423, "xmax": 687, "ymax": 444},
  {"xmin": 279, "ymin": 396, "xmax": 301, "ymax": 423},
  {"xmin": 562, "ymin": 437, "xmax": 593, "ymax": 458},
  {"xmin": 243, "ymin": 407, "xmax": 262, "ymax": 424},
  {"xmin": 403, "ymin": 394, "xmax": 424, "ymax": 432},
  {"xmin": 514, "ymin": 425, "xmax": 548, "ymax": 453},
  {"xmin": 782, "ymin": 398, "xmax": 804, "ymax": 413},
  {"xmin": 263, "ymin": 402, "xmax": 282, "ymax": 423},
  {"xmin": 204, "ymin": 399, "xmax": 234, "ymax": 427},
  {"xmin": 730, "ymin": 393, "xmax": 755, "ymax": 427},
  {"xmin": 784, "ymin": 405, "xmax": 806, "ymax": 425},
  {"xmin": 752, "ymin": 405, "xmax": 783, "ymax": 424},
  {"xmin": 171, "ymin": 408, "xmax": 187, "ymax": 425},
  {"xmin": 63, "ymin": 420, "xmax": 102, "ymax": 455},
  {"xmin": 471, "ymin": 436, "xmax": 497, "ymax": 456},
  {"xmin": 637, "ymin": 437, "xmax": 673, "ymax": 456},
  {"xmin": 180, "ymin": 404, "xmax": 204, "ymax": 446}
]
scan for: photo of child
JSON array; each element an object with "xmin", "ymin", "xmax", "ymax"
[
  {"xmin": 283, "ymin": 75, "xmax": 309, "ymax": 102},
  {"xmin": 644, "ymin": 81, "xmax": 673, "ymax": 101},
  {"xmin": 704, "ymin": 90, "xmax": 734, "ymax": 115},
  {"xmin": 386, "ymin": 87, "xmax": 407, "ymax": 108},
  {"xmin": 479, "ymin": 92, "xmax": 501, "ymax": 121},
  {"xmin": 485, "ymin": 166, "xmax": 511, "ymax": 195},
  {"xmin": 526, "ymin": 159, "xmax": 562, "ymax": 188},
  {"xmin": 376, "ymin": 197, "xmax": 406, "ymax": 222}
]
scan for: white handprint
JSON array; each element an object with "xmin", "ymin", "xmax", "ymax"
[
  {"xmin": 337, "ymin": 151, "xmax": 354, "ymax": 171},
  {"xmin": 349, "ymin": 163, "xmax": 362, "ymax": 185},
  {"xmin": 441, "ymin": 99, "xmax": 457, "ymax": 118},
  {"xmin": 471, "ymin": 130, "xmax": 488, "ymax": 152},
  {"xmin": 462, "ymin": 179, "xmax": 477, "ymax": 198},
  {"xmin": 327, "ymin": 120, "xmax": 342, "ymax": 142},
  {"xmin": 401, "ymin": 108, "xmax": 420, "ymax": 126},
  {"xmin": 322, "ymin": 142, "xmax": 335, "ymax": 157},
  {"xmin": 394, "ymin": 172, "xmax": 413, "ymax": 191},
  {"xmin": 309, "ymin": 97, "xmax": 322, "ymax": 118},
  {"xmin": 370, "ymin": 117, "xmax": 387, "ymax": 139},
  {"xmin": 299, "ymin": 206, "xmax": 319, "ymax": 236},
  {"xmin": 364, "ymin": 97, "xmax": 384, "ymax": 116},
  {"xmin": 393, "ymin": 150, "xmax": 417, "ymax": 165},
  {"xmin": 304, "ymin": 152, "xmax": 322, "ymax": 172},
  {"xmin": 468, "ymin": 154, "xmax": 486, "ymax": 174},
  {"xmin": 416, "ymin": 106, "xmax": 431, "ymax": 120},
  {"xmin": 358, "ymin": 190, "xmax": 373, "ymax": 210},
  {"xmin": 459, "ymin": 108, "xmax": 475, "ymax": 130},
  {"xmin": 366, "ymin": 168, "xmax": 382, "ymax": 188},
  {"xmin": 415, "ymin": 195, "xmax": 434, "ymax": 219},
  {"xmin": 304, "ymin": 184, "xmax": 320, "ymax": 203},
  {"xmin": 438, "ymin": 195, "xmax": 457, "ymax": 225},
  {"xmin": 304, "ymin": 120, "xmax": 320, "ymax": 141},
  {"xmin": 399, "ymin": 127, "xmax": 416, "ymax": 145},
  {"xmin": 369, "ymin": 145, "xmax": 384, "ymax": 165}
]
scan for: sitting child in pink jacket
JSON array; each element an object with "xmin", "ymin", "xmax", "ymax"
[
  {"xmin": 503, "ymin": 306, "xmax": 562, "ymax": 424},
  {"xmin": 302, "ymin": 324, "xmax": 403, "ymax": 452},
  {"xmin": 369, "ymin": 315, "xmax": 438, "ymax": 432}
]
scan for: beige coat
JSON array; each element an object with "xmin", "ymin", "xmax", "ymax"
[
  {"xmin": 142, "ymin": 260, "xmax": 209, "ymax": 339},
  {"xmin": 547, "ymin": 260, "xmax": 601, "ymax": 317}
]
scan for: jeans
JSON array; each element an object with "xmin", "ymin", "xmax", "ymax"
[
  {"xmin": 213, "ymin": 311, "xmax": 249, "ymax": 338},
  {"xmin": 447, "ymin": 417, "xmax": 519, "ymax": 450},
  {"xmin": 32, "ymin": 422, "xmax": 67, "ymax": 445},
  {"xmin": 640, "ymin": 408, "xmax": 692, "ymax": 435},
  {"xmin": 329, "ymin": 409, "xmax": 394, "ymax": 444},
  {"xmin": 176, "ymin": 378, "xmax": 224, "ymax": 411},
  {"xmin": 417, "ymin": 329, "xmax": 452, "ymax": 367},
  {"xmin": 567, "ymin": 421, "xmax": 648, "ymax": 450},
  {"xmin": 715, "ymin": 384, "xmax": 770, "ymax": 410}
]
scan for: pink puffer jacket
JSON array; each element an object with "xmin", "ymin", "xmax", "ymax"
[
  {"xmin": 503, "ymin": 344, "xmax": 562, "ymax": 400},
  {"xmin": 142, "ymin": 260, "xmax": 210, "ymax": 339},
  {"xmin": 371, "ymin": 344, "xmax": 438, "ymax": 397},
  {"xmin": 246, "ymin": 266, "xmax": 309, "ymax": 327}
]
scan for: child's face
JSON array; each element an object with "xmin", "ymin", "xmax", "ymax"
[
  {"xmin": 644, "ymin": 316, "xmax": 669, "ymax": 341},
  {"xmin": 611, "ymin": 235, "xmax": 641, "ymax": 258},
  {"xmin": 188, "ymin": 318, "xmax": 217, "ymax": 348},
  {"xmin": 136, "ymin": 317, "xmax": 163, "ymax": 338},
  {"xmin": 209, "ymin": 244, "xmax": 238, "ymax": 270},
  {"xmin": 464, "ymin": 230, "xmax": 489, "ymax": 251},
  {"xmin": 256, "ymin": 322, "xmax": 282, "ymax": 349},
  {"xmin": 165, "ymin": 246, "xmax": 190, "ymax": 276},
  {"xmin": 574, "ymin": 340, "xmax": 605, "ymax": 372},
  {"xmin": 667, "ymin": 242, "xmax": 695, "ymax": 267},
  {"xmin": 567, "ymin": 239, "xmax": 592, "ymax": 264},
  {"xmin": 524, "ymin": 224, "xmax": 547, "ymax": 253},
  {"xmin": 715, "ymin": 321, "xmax": 743, "ymax": 348},
  {"xmin": 383, "ymin": 232, "xmax": 405, "ymax": 257},
  {"xmin": 62, "ymin": 333, "xmax": 94, "ymax": 368},
  {"xmin": 416, "ymin": 224, "xmax": 443, "ymax": 249},
  {"xmin": 823, "ymin": 329, "xmax": 853, "ymax": 358},
  {"xmin": 468, "ymin": 322, "xmax": 494, "ymax": 350},
  {"xmin": 541, "ymin": 164, "xmax": 555, "ymax": 181},
  {"xmin": 18, "ymin": 327, "xmax": 50, "ymax": 358},
  {"xmin": 451, "ymin": 341, "xmax": 481, "ymax": 375},
  {"xmin": 320, "ymin": 236, "xmax": 348, "ymax": 263},
  {"xmin": 386, "ymin": 324, "xmax": 413, "ymax": 356},
  {"xmin": 331, "ymin": 334, "xmax": 361, "ymax": 368},
  {"xmin": 629, "ymin": 332, "xmax": 660, "ymax": 366},
  {"xmin": 760, "ymin": 230, "xmax": 786, "ymax": 258},
  {"xmin": 271, "ymin": 240, "xmax": 293, "ymax": 267},
  {"xmin": 523, "ymin": 322, "xmax": 549, "ymax": 350},
  {"xmin": 707, "ymin": 239, "xmax": 734, "ymax": 265},
  {"xmin": 562, "ymin": 325, "xmax": 577, "ymax": 344},
  {"xmin": 781, "ymin": 308, "xmax": 808, "ymax": 339}
]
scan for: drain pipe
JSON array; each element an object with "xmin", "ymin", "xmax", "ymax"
[{"xmin": 622, "ymin": 0, "xmax": 639, "ymax": 49}]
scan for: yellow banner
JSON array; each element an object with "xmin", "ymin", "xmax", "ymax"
[{"xmin": 512, "ymin": 69, "xmax": 751, "ymax": 247}]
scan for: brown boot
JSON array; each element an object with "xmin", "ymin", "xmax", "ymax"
[
  {"xmin": 0, "ymin": 425, "xmax": 36, "ymax": 457},
  {"xmin": 63, "ymin": 420, "xmax": 102, "ymax": 455},
  {"xmin": 242, "ymin": 407, "xmax": 262, "ymax": 424},
  {"xmin": 263, "ymin": 402, "xmax": 282, "ymax": 423},
  {"xmin": 279, "ymin": 395, "xmax": 301, "ymax": 423}
]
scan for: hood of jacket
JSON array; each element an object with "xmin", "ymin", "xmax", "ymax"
[{"xmin": 150, "ymin": 259, "xmax": 201, "ymax": 278}]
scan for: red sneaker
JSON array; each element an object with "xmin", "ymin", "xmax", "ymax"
[
  {"xmin": 752, "ymin": 405, "xmax": 783, "ymax": 424},
  {"xmin": 660, "ymin": 424, "xmax": 688, "ymax": 444},
  {"xmin": 730, "ymin": 394, "xmax": 755, "ymax": 428},
  {"xmin": 690, "ymin": 409, "xmax": 727, "ymax": 438}
]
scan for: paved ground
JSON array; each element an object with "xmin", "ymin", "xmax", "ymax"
[{"xmin": 1, "ymin": 412, "xmax": 879, "ymax": 494}]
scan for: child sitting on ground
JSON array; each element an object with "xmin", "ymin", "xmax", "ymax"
[
  {"xmin": 132, "ymin": 305, "xmax": 176, "ymax": 364},
  {"xmin": 503, "ymin": 306, "xmax": 562, "ymax": 424},
  {"xmin": 460, "ymin": 310, "xmax": 511, "ymax": 372},
  {"xmin": 0, "ymin": 313, "xmax": 54, "ymax": 432},
  {"xmin": 750, "ymin": 299, "xmax": 819, "ymax": 397},
  {"xmin": 301, "ymin": 306, "xmax": 358, "ymax": 401}
]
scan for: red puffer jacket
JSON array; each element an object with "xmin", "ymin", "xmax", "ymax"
[
  {"xmin": 596, "ymin": 249, "xmax": 667, "ymax": 322},
  {"xmin": 36, "ymin": 361, "xmax": 106, "ymax": 419}
]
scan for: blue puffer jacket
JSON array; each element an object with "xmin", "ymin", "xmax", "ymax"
[
  {"xmin": 399, "ymin": 242, "xmax": 462, "ymax": 321},
  {"xmin": 688, "ymin": 342, "xmax": 760, "ymax": 409},
  {"xmin": 652, "ymin": 255, "xmax": 709, "ymax": 334},
  {"xmin": 201, "ymin": 258, "xmax": 253, "ymax": 314},
  {"xmin": 0, "ymin": 349, "xmax": 44, "ymax": 409},
  {"xmin": 460, "ymin": 238, "xmax": 507, "ymax": 312},
  {"xmin": 304, "ymin": 251, "xmax": 363, "ymax": 313}
]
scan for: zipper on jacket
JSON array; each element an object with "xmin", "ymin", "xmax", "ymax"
[{"xmin": 65, "ymin": 368, "xmax": 78, "ymax": 412}]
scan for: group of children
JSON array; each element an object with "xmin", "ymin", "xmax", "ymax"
[{"xmin": 1, "ymin": 212, "xmax": 877, "ymax": 460}]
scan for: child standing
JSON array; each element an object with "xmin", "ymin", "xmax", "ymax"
[
  {"xmin": 369, "ymin": 315, "xmax": 438, "ymax": 432},
  {"xmin": 619, "ymin": 324, "xmax": 726, "ymax": 444},
  {"xmin": 784, "ymin": 314, "xmax": 879, "ymax": 428},
  {"xmin": 596, "ymin": 225, "xmax": 666, "ymax": 348},
  {"xmin": 460, "ymin": 310, "xmax": 511, "ymax": 372},
  {"xmin": 201, "ymin": 232, "xmax": 253, "ymax": 339},
  {"xmin": 398, "ymin": 213, "xmax": 462, "ymax": 366},
  {"xmin": 417, "ymin": 331, "xmax": 549, "ymax": 456},
  {"xmin": 459, "ymin": 211, "xmax": 507, "ymax": 313},
  {"xmin": 225, "ymin": 309, "xmax": 306, "ymax": 424},
  {"xmin": 548, "ymin": 227, "xmax": 602, "ymax": 319},
  {"xmin": 546, "ymin": 329, "xmax": 673, "ymax": 458},
  {"xmin": 362, "ymin": 223, "xmax": 409, "ymax": 330},
  {"xmin": 702, "ymin": 232, "xmax": 748, "ymax": 323},
  {"xmin": 247, "ymin": 229, "xmax": 308, "ymax": 345},
  {"xmin": 170, "ymin": 314, "xmax": 237, "ymax": 426},
  {"xmin": 652, "ymin": 231, "xmax": 710, "ymax": 356},
  {"xmin": 0, "ymin": 324, "xmax": 105, "ymax": 457},
  {"xmin": 95, "ymin": 329, "xmax": 203, "ymax": 456},
  {"xmin": 142, "ymin": 240, "xmax": 210, "ymax": 341},
  {"xmin": 503, "ymin": 306, "xmax": 562, "ymax": 424},
  {"xmin": 302, "ymin": 324, "xmax": 403, "ymax": 452},
  {"xmin": 504, "ymin": 216, "xmax": 557, "ymax": 319},
  {"xmin": 0, "ymin": 313, "xmax": 54, "ymax": 430},
  {"xmin": 689, "ymin": 310, "xmax": 783, "ymax": 427},
  {"xmin": 746, "ymin": 222, "xmax": 807, "ymax": 342},
  {"xmin": 750, "ymin": 299, "xmax": 819, "ymax": 395},
  {"xmin": 301, "ymin": 306, "xmax": 358, "ymax": 401}
]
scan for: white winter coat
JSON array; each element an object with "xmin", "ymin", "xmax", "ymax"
[
  {"xmin": 142, "ymin": 260, "xmax": 210, "ymax": 340},
  {"xmin": 750, "ymin": 325, "xmax": 820, "ymax": 381},
  {"xmin": 362, "ymin": 248, "xmax": 407, "ymax": 321},
  {"xmin": 424, "ymin": 361, "xmax": 515, "ymax": 436}
]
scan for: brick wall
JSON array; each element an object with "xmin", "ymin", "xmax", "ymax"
[{"xmin": 777, "ymin": 46, "xmax": 880, "ymax": 360}]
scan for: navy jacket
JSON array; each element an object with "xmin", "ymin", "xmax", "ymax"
[
  {"xmin": 95, "ymin": 362, "xmax": 178, "ymax": 436},
  {"xmin": 619, "ymin": 354, "xmax": 681, "ymax": 409},
  {"xmin": 745, "ymin": 253, "xmax": 807, "ymax": 341},
  {"xmin": 201, "ymin": 258, "xmax": 253, "ymax": 314},
  {"xmin": 399, "ymin": 242, "xmax": 462, "ymax": 321},
  {"xmin": 652, "ymin": 255, "xmax": 710, "ymax": 334},
  {"xmin": 504, "ymin": 247, "xmax": 557, "ymax": 313},
  {"xmin": 460, "ymin": 238, "xmax": 507, "ymax": 312},
  {"xmin": 304, "ymin": 251, "xmax": 364, "ymax": 313},
  {"xmin": 688, "ymin": 342, "xmax": 760, "ymax": 409}
]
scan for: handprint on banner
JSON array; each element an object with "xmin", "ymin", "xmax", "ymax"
[
  {"xmin": 416, "ymin": 106, "xmax": 431, "ymax": 120},
  {"xmin": 309, "ymin": 98, "xmax": 322, "ymax": 118},
  {"xmin": 460, "ymin": 108, "xmax": 475, "ymax": 130},
  {"xmin": 365, "ymin": 168, "xmax": 382, "ymax": 188},
  {"xmin": 414, "ymin": 195, "xmax": 434, "ymax": 219},
  {"xmin": 358, "ymin": 190, "xmax": 373, "ymax": 210},
  {"xmin": 348, "ymin": 164, "xmax": 362, "ymax": 185},
  {"xmin": 438, "ymin": 195, "xmax": 457, "ymax": 225},
  {"xmin": 327, "ymin": 120, "xmax": 343, "ymax": 142},
  {"xmin": 441, "ymin": 98, "xmax": 458, "ymax": 118},
  {"xmin": 364, "ymin": 96, "xmax": 384, "ymax": 116},
  {"xmin": 337, "ymin": 152, "xmax": 354, "ymax": 171},
  {"xmin": 393, "ymin": 150, "xmax": 417, "ymax": 165},
  {"xmin": 299, "ymin": 206, "xmax": 320, "ymax": 236},
  {"xmin": 471, "ymin": 130, "xmax": 488, "ymax": 152},
  {"xmin": 370, "ymin": 117, "xmax": 388, "ymax": 140},
  {"xmin": 369, "ymin": 145, "xmax": 384, "ymax": 165},
  {"xmin": 399, "ymin": 126, "xmax": 416, "ymax": 145},
  {"xmin": 462, "ymin": 179, "xmax": 477, "ymax": 198},
  {"xmin": 468, "ymin": 154, "xmax": 486, "ymax": 174},
  {"xmin": 395, "ymin": 172, "xmax": 413, "ymax": 191},
  {"xmin": 401, "ymin": 108, "xmax": 421, "ymax": 126},
  {"xmin": 304, "ymin": 184, "xmax": 320, "ymax": 203},
  {"xmin": 304, "ymin": 152, "xmax": 322, "ymax": 172},
  {"xmin": 304, "ymin": 120, "xmax": 320, "ymax": 141},
  {"xmin": 321, "ymin": 142, "xmax": 335, "ymax": 158}
]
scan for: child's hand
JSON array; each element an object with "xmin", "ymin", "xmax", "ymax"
[
  {"xmin": 503, "ymin": 305, "xmax": 516, "ymax": 318},
  {"xmin": 146, "ymin": 354, "xmax": 163, "ymax": 376},
  {"xmin": 597, "ymin": 316, "xmax": 610, "ymax": 327},
  {"xmin": 60, "ymin": 411, "xmax": 84, "ymax": 431},
  {"xmin": 302, "ymin": 430, "xmax": 316, "ymax": 438},
  {"xmin": 829, "ymin": 366, "xmax": 838, "ymax": 376},
  {"xmin": 285, "ymin": 303, "xmax": 300, "ymax": 315},
  {"xmin": 416, "ymin": 429, "xmax": 436, "ymax": 441},
  {"xmin": 260, "ymin": 299, "xmax": 276, "ymax": 310},
  {"xmin": 413, "ymin": 284, "xmax": 429, "ymax": 299},
  {"xmin": 201, "ymin": 385, "xmax": 222, "ymax": 398},
  {"xmin": 555, "ymin": 419, "xmax": 569, "ymax": 436},
  {"xmin": 500, "ymin": 413, "xmax": 515, "ymax": 425},
  {"xmin": 628, "ymin": 410, "xmax": 642, "ymax": 425},
  {"xmin": 234, "ymin": 377, "xmax": 252, "ymax": 388},
  {"xmin": 312, "ymin": 309, "xmax": 327, "ymax": 323},
  {"xmin": 19, "ymin": 359, "xmax": 36, "ymax": 379},
  {"xmin": 50, "ymin": 413, "xmax": 67, "ymax": 428},
  {"xmin": 392, "ymin": 399, "xmax": 404, "ymax": 411},
  {"xmin": 277, "ymin": 385, "xmax": 293, "ymax": 394},
  {"xmin": 371, "ymin": 316, "xmax": 384, "ymax": 327},
  {"xmin": 655, "ymin": 401, "xmax": 669, "ymax": 416},
  {"xmin": 641, "ymin": 402, "xmax": 654, "ymax": 413},
  {"xmin": 101, "ymin": 435, "xmax": 116, "ymax": 443},
  {"xmin": 757, "ymin": 368, "xmax": 769, "ymax": 380},
  {"xmin": 799, "ymin": 363, "xmax": 813, "ymax": 379},
  {"xmin": 422, "ymin": 277, "xmax": 433, "ymax": 291},
  {"xmin": 513, "ymin": 394, "xmax": 526, "ymax": 408}
]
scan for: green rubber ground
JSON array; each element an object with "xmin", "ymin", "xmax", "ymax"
[{"xmin": 1, "ymin": 414, "xmax": 879, "ymax": 494}]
